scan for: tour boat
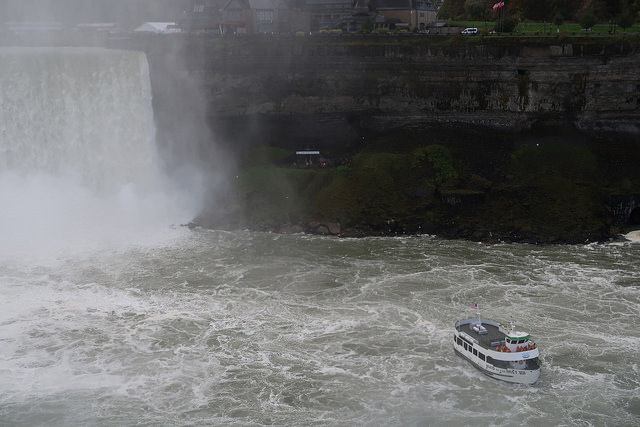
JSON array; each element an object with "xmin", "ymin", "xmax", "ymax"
[{"xmin": 453, "ymin": 312, "xmax": 541, "ymax": 384}]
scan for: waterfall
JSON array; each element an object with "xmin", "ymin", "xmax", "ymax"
[{"xmin": 0, "ymin": 47, "xmax": 199, "ymax": 257}]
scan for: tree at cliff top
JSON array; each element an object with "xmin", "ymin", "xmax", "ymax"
[
  {"xmin": 518, "ymin": 0, "xmax": 556, "ymax": 21},
  {"xmin": 618, "ymin": 11, "xmax": 635, "ymax": 30},
  {"xmin": 438, "ymin": 0, "xmax": 466, "ymax": 19},
  {"xmin": 438, "ymin": 0, "xmax": 640, "ymax": 22},
  {"xmin": 464, "ymin": 0, "xmax": 493, "ymax": 20},
  {"xmin": 547, "ymin": 0, "xmax": 583, "ymax": 20},
  {"xmin": 577, "ymin": 0, "xmax": 624, "ymax": 20},
  {"xmin": 580, "ymin": 11, "xmax": 597, "ymax": 29}
]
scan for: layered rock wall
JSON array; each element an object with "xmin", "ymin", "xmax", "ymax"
[
  {"xmin": 134, "ymin": 34, "xmax": 640, "ymax": 147},
  {"xmin": 116, "ymin": 34, "xmax": 640, "ymax": 242}
]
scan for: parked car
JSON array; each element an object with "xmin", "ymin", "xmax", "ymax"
[{"xmin": 461, "ymin": 27, "xmax": 478, "ymax": 35}]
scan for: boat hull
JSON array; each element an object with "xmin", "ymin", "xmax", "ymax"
[{"xmin": 453, "ymin": 346, "xmax": 540, "ymax": 385}]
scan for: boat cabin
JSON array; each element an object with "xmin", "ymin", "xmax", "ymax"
[{"xmin": 500, "ymin": 326, "xmax": 535, "ymax": 352}]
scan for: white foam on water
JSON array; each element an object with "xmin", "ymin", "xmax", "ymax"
[
  {"xmin": 624, "ymin": 230, "xmax": 640, "ymax": 242},
  {"xmin": 0, "ymin": 171, "xmax": 195, "ymax": 261}
]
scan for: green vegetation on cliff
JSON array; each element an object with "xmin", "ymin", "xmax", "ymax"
[
  {"xmin": 227, "ymin": 126, "xmax": 640, "ymax": 243},
  {"xmin": 439, "ymin": 0, "xmax": 640, "ymax": 28}
]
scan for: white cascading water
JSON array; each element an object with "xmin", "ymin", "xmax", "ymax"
[{"xmin": 0, "ymin": 47, "xmax": 200, "ymax": 258}]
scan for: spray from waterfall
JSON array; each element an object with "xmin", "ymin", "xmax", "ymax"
[{"xmin": 0, "ymin": 47, "xmax": 204, "ymax": 258}]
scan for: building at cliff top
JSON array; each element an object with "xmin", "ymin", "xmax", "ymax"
[
  {"xmin": 178, "ymin": 0, "xmax": 438, "ymax": 34},
  {"xmin": 179, "ymin": 0, "xmax": 311, "ymax": 34},
  {"xmin": 373, "ymin": 0, "xmax": 438, "ymax": 32},
  {"xmin": 298, "ymin": 0, "xmax": 439, "ymax": 32}
]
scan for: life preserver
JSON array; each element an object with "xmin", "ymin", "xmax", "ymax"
[{"xmin": 501, "ymin": 345, "xmax": 507, "ymax": 352}]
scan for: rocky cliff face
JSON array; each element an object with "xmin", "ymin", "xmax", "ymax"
[
  {"xmin": 138, "ymin": 34, "xmax": 640, "ymax": 149},
  {"xmin": 131, "ymin": 34, "xmax": 640, "ymax": 242}
]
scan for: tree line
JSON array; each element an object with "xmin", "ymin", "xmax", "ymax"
[{"xmin": 438, "ymin": 0, "xmax": 639, "ymax": 31}]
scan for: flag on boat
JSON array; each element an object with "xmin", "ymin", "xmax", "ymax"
[
  {"xmin": 493, "ymin": 1, "xmax": 505, "ymax": 9},
  {"xmin": 470, "ymin": 303, "xmax": 478, "ymax": 309}
]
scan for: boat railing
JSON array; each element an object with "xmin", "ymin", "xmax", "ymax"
[
  {"xmin": 490, "ymin": 340, "xmax": 504, "ymax": 348},
  {"xmin": 459, "ymin": 331, "xmax": 478, "ymax": 345}
]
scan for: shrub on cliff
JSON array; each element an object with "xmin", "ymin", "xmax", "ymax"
[
  {"xmin": 617, "ymin": 12, "xmax": 635, "ymax": 32},
  {"xmin": 360, "ymin": 17, "xmax": 373, "ymax": 33},
  {"xmin": 580, "ymin": 12, "xmax": 598, "ymax": 30},
  {"xmin": 497, "ymin": 143, "xmax": 607, "ymax": 242},
  {"xmin": 498, "ymin": 16, "xmax": 518, "ymax": 33},
  {"xmin": 509, "ymin": 144, "xmax": 597, "ymax": 184},
  {"xmin": 314, "ymin": 152, "xmax": 415, "ymax": 227},
  {"xmin": 412, "ymin": 145, "xmax": 459, "ymax": 186}
]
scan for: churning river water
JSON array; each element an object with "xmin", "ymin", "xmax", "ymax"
[{"xmin": 1, "ymin": 230, "xmax": 639, "ymax": 426}]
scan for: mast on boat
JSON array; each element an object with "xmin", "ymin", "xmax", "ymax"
[
  {"xmin": 471, "ymin": 303, "xmax": 480, "ymax": 324},
  {"xmin": 470, "ymin": 303, "xmax": 487, "ymax": 334}
]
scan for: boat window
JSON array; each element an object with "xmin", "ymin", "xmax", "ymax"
[
  {"xmin": 486, "ymin": 356, "xmax": 510, "ymax": 369},
  {"xmin": 479, "ymin": 353, "xmax": 486, "ymax": 361},
  {"xmin": 463, "ymin": 342, "xmax": 468, "ymax": 351},
  {"xmin": 526, "ymin": 357, "xmax": 541, "ymax": 370}
]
